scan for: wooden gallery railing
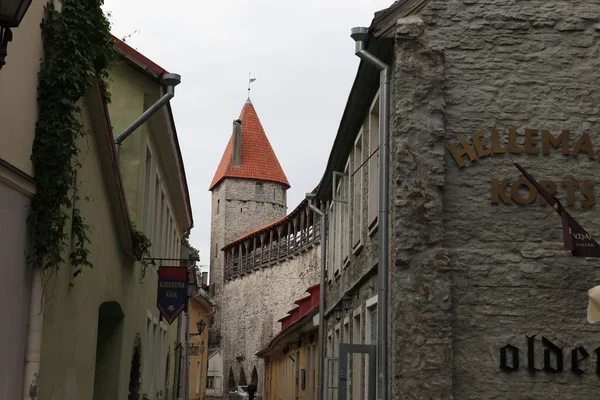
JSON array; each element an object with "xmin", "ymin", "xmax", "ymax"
[{"xmin": 223, "ymin": 202, "xmax": 322, "ymax": 281}]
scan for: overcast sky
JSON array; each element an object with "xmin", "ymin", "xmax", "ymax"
[{"xmin": 103, "ymin": 0, "xmax": 393, "ymax": 268}]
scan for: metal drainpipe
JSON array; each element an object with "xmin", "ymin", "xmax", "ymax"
[
  {"xmin": 351, "ymin": 27, "xmax": 390, "ymax": 400},
  {"xmin": 306, "ymin": 193, "xmax": 326, "ymax": 400},
  {"xmin": 114, "ymin": 73, "xmax": 181, "ymax": 159}
]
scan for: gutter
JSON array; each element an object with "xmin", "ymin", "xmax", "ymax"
[
  {"xmin": 114, "ymin": 73, "xmax": 181, "ymax": 159},
  {"xmin": 306, "ymin": 193, "xmax": 326, "ymax": 400}
]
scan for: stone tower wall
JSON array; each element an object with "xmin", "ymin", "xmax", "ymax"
[{"xmin": 208, "ymin": 178, "xmax": 287, "ymax": 349}]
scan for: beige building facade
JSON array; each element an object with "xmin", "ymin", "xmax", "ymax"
[
  {"xmin": 0, "ymin": 2, "xmax": 194, "ymax": 397},
  {"xmin": 0, "ymin": 1, "xmax": 49, "ymax": 398}
]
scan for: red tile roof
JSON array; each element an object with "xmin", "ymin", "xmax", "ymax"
[
  {"xmin": 111, "ymin": 34, "xmax": 166, "ymax": 77},
  {"xmin": 209, "ymin": 99, "xmax": 290, "ymax": 190},
  {"xmin": 256, "ymin": 284, "xmax": 320, "ymax": 356}
]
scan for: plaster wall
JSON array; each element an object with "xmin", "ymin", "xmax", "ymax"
[
  {"xmin": 0, "ymin": 181, "xmax": 31, "ymax": 399},
  {"xmin": 0, "ymin": 0, "xmax": 46, "ymax": 177},
  {"xmin": 188, "ymin": 296, "xmax": 212, "ymax": 400},
  {"xmin": 206, "ymin": 349, "xmax": 223, "ymax": 399},
  {"xmin": 38, "ymin": 103, "xmax": 177, "ymax": 400},
  {"xmin": 107, "ymin": 63, "xmax": 184, "ymax": 259}
]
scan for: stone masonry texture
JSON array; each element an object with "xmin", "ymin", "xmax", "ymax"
[
  {"xmin": 388, "ymin": 2, "xmax": 600, "ymax": 399},
  {"xmin": 221, "ymin": 248, "xmax": 319, "ymax": 396},
  {"xmin": 209, "ymin": 175, "xmax": 321, "ymax": 398},
  {"xmin": 209, "ymin": 178, "xmax": 288, "ymax": 350},
  {"xmin": 390, "ymin": 15, "xmax": 451, "ymax": 400}
]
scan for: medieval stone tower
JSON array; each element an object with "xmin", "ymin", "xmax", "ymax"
[{"xmin": 208, "ymin": 97, "xmax": 289, "ymax": 358}]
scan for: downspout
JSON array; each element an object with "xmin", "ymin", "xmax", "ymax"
[
  {"xmin": 22, "ymin": 268, "xmax": 43, "ymax": 400},
  {"xmin": 351, "ymin": 27, "xmax": 390, "ymax": 400},
  {"xmin": 114, "ymin": 73, "xmax": 181, "ymax": 159},
  {"xmin": 306, "ymin": 193, "xmax": 326, "ymax": 400}
]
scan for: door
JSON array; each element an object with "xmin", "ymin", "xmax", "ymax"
[{"xmin": 337, "ymin": 344, "xmax": 376, "ymax": 400}]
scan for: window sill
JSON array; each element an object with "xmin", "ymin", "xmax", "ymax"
[
  {"xmin": 342, "ymin": 257, "xmax": 350, "ymax": 269},
  {"xmin": 368, "ymin": 220, "xmax": 378, "ymax": 238},
  {"xmin": 352, "ymin": 242, "xmax": 363, "ymax": 256}
]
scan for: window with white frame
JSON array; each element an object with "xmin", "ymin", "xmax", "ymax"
[
  {"xmin": 143, "ymin": 148, "xmax": 152, "ymax": 232},
  {"xmin": 327, "ymin": 333, "xmax": 333, "ymax": 357},
  {"xmin": 158, "ymin": 192, "xmax": 165, "ymax": 256},
  {"xmin": 143, "ymin": 315, "xmax": 167, "ymax": 399},
  {"xmin": 174, "ymin": 231, "xmax": 179, "ymax": 259},
  {"xmin": 365, "ymin": 295, "xmax": 378, "ymax": 400},
  {"xmin": 334, "ymin": 324, "xmax": 340, "ymax": 357},
  {"xmin": 207, "ymin": 376, "xmax": 215, "ymax": 389},
  {"xmin": 153, "ymin": 177, "xmax": 160, "ymax": 254},
  {"xmin": 327, "ymin": 202, "xmax": 335, "ymax": 280},
  {"xmin": 352, "ymin": 309, "xmax": 362, "ymax": 400},
  {"xmin": 368, "ymin": 94, "xmax": 380, "ymax": 230},
  {"xmin": 342, "ymin": 162, "xmax": 350, "ymax": 266},
  {"xmin": 343, "ymin": 318, "xmax": 349, "ymax": 344},
  {"xmin": 166, "ymin": 210, "xmax": 172, "ymax": 259},
  {"xmin": 352, "ymin": 131, "xmax": 364, "ymax": 249},
  {"xmin": 334, "ymin": 179, "xmax": 342, "ymax": 276},
  {"xmin": 196, "ymin": 360, "xmax": 201, "ymax": 394}
]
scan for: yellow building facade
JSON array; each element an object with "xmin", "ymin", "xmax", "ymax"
[
  {"xmin": 188, "ymin": 288, "xmax": 215, "ymax": 400},
  {"xmin": 257, "ymin": 285, "xmax": 320, "ymax": 400}
]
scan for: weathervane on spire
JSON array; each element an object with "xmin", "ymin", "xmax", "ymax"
[{"xmin": 248, "ymin": 72, "xmax": 256, "ymax": 97}]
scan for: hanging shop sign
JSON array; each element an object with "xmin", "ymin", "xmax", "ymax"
[
  {"xmin": 157, "ymin": 266, "xmax": 188, "ymax": 324},
  {"xmin": 500, "ymin": 335, "xmax": 600, "ymax": 375},
  {"xmin": 448, "ymin": 129, "xmax": 597, "ymax": 207},
  {"xmin": 189, "ymin": 345, "xmax": 201, "ymax": 356}
]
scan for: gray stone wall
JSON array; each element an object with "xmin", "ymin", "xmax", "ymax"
[
  {"xmin": 389, "ymin": 15, "xmax": 451, "ymax": 399},
  {"xmin": 220, "ymin": 246, "xmax": 320, "ymax": 395},
  {"xmin": 208, "ymin": 178, "xmax": 287, "ymax": 349},
  {"xmin": 387, "ymin": 1, "xmax": 600, "ymax": 398}
]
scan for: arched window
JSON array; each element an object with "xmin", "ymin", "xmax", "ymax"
[
  {"xmin": 127, "ymin": 334, "xmax": 142, "ymax": 400},
  {"xmin": 228, "ymin": 367, "xmax": 236, "ymax": 389},
  {"xmin": 251, "ymin": 366, "xmax": 258, "ymax": 387}
]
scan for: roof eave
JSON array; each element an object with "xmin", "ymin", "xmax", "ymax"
[
  {"xmin": 256, "ymin": 306, "xmax": 318, "ymax": 357},
  {"xmin": 87, "ymin": 78, "xmax": 137, "ymax": 260}
]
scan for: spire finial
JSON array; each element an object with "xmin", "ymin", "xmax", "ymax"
[{"xmin": 248, "ymin": 72, "xmax": 256, "ymax": 101}]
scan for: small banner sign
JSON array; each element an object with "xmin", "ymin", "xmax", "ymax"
[
  {"xmin": 157, "ymin": 266, "xmax": 188, "ymax": 324},
  {"xmin": 514, "ymin": 163, "xmax": 600, "ymax": 257},
  {"xmin": 189, "ymin": 345, "xmax": 200, "ymax": 356}
]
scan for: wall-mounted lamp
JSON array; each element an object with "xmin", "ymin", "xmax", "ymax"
[
  {"xmin": 342, "ymin": 295, "xmax": 354, "ymax": 312},
  {"xmin": 334, "ymin": 307, "xmax": 344, "ymax": 322},
  {"xmin": 0, "ymin": 0, "xmax": 33, "ymax": 69},
  {"xmin": 191, "ymin": 319, "xmax": 206, "ymax": 337}
]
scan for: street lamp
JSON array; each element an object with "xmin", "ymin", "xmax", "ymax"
[{"xmin": 0, "ymin": 0, "xmax": 34, "ymax": 69}]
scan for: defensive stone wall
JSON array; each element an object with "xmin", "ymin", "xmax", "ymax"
[{"xmin": 221, "ymin": 246, "xmax": 320, "ymax": 395}]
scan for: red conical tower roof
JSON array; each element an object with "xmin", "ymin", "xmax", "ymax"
[{"xmin": 209, "ymin": 99, "xmax": 290, "ymax": 190}]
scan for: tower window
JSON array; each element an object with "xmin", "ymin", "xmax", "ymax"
[
  {"xmin": 255, "ymin": 183, "xmax": 263, "ymax": 195},
  {"xmin": 217, "ymin": 199, "xmax": 220, "ymax": 214}
]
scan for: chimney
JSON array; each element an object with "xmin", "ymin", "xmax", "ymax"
[
  {"xmin": 231, "ymin": 119, "xmax": 242, "ymax": 167},
  {"xmin": 201, "ymin": 272, "xmax": 208, "ymax": 286}
]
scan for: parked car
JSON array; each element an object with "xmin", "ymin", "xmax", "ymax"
[{"xmin": 228, "ymin": 385, "xmax": 262, "ymax": 399}]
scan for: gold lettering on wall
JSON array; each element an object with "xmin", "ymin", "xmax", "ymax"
[{"xmin": 449, "ymin": 128, "xmax": 598, "ymax": 207}]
